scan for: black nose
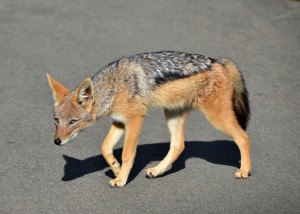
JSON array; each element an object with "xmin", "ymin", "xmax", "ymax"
[{"xmin": 54, "ymin": 139, "xmax": 61, "ymax": 145}]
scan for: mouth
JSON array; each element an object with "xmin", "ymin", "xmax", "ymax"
[
  {"xmin": 55, "ymin": 133, "xmax": 78, "ymax": 146},
  {"xmin": 59, "ymin": 140, "xmax": 69, "ymax": 146},
  {"xmin": 54, "ymin": 139, "xmax": 68, "ymax": 146}
]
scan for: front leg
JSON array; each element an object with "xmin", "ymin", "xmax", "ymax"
[
  {"xmin": 101, "ymin": 121, "xmax": 125, "ymax": 177},
  {"xmin": 109, "ymin": 116, "xmax": 144, "ymax": 187}
]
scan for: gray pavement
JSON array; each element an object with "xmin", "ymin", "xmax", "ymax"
[{"xmin": 1, "ymin": 0, "xmax": 299, "ymax": 213}]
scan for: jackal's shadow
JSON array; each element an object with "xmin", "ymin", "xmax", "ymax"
[{"xmin": 62, "ymin": 140, "xmax": 240, "ymax": 183}]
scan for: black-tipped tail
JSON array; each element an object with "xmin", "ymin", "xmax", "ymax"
[
  {"xmin": 218, "ymin": 58, "xmax": 250, "ymax": 130},
  {"xmin": 233, "ymin": 75, "xmax": 250, "ymax": 130}
]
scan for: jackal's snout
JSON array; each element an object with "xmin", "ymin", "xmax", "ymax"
[{"xmin": 54, "ymin": 138, "xmax": 62, "ymax": 146}]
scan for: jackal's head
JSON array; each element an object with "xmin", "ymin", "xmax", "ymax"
[{"xmin": 47, "ymin": 74, "xmax": 96, "ymax": 146}]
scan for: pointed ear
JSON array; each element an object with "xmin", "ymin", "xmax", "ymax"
[
  {"xmin": 76, "ymin": 78, "xmax": 94, "ymax": 104},
  {"xmin": 47, "ymin": 73, "xmax": 70, "ymax": 103}
]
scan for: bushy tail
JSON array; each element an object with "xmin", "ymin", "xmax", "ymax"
[{"xmin": 217, "ymin": 58, "xmax": 251, "ymax": 130}]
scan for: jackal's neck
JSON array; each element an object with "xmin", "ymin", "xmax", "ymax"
[{"xmin": 92, "ymin": 71, "xmax": 117, "ymax": 118}]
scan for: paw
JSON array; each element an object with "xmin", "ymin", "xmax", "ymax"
[
  {"xmin": 145, "ymin": 167, "xmax": 160, "ymax": 179},
  {"xmin": 108, "ymin": 178, "xmax": 126, "ymax": 187},
  {"xmin": 235, "ymin": 168, "xmax": 250, "ymax": 179}
]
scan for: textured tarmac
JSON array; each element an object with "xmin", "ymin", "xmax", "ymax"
[{"xmin": 0, "ymin": 0, "xmax": 299, "ymax": 213}]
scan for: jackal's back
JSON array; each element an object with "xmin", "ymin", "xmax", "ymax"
[
  {"xmin": 93, "ymin": 51, "xmax": 215, "ymax": 90},
  {"xmin": 132, "ymin": 51, "xmax": 214, "ymax": 87}
]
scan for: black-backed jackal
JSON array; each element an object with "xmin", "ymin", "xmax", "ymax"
[{"xmin": 47, "ymin": 51, "xmax": 251, "ymax": 187}]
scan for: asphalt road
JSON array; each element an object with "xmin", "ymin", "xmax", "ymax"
[{"xmin": 1, "ymin": 0, "xmax": 299, "ymax": 213}]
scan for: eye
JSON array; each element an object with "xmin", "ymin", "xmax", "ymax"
[
  {"xmin": 54, "ymin": 117, "xmax": 59, "ymax": 124},
  {"xmin": 69, "ymin": 119, "xmax": 78, "ymax": 125}
]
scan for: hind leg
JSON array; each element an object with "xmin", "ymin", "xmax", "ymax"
[
  {"xmin": 146, "ymin": 109, "xmax": 189, "ymax": 178},
  {"xmin": 200, "ymin": 101, "xmax": 251, "ymax": 178}
]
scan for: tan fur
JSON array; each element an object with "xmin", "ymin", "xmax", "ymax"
[
  {"xmin": 101, "ymin": 122, "xmax": 124, "ymax": 177},
  {"xmin": 48, "ymin": 58, "xmax": 251, "ymax": 187},
  {"xmin": 104, "ymin": 89, "xmax": 146, "ymax": 186},
  {"xmin": 102, "ymin": 63, "xmax": 250, "ymax": 185},
  {"xmin": 47, "ymin": 73, "xmax": 69, "ymax": 103},
  {"xmin": 225, "ymin": 60, "xmax": 248, "ymax": 116},
  {"xmin": 146, "ymin": 109, "xmax": 189, "ymax": 178}
]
